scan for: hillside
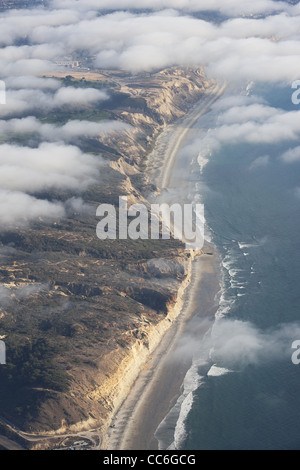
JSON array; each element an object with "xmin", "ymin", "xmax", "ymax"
[{"xmin": 0, "ymin": 67, "xmax": 214, "ymax": 448}]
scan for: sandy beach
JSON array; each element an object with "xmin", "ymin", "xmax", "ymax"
[
  {"xmin": 106, "ymin": 83, "xmax": 225, "ymax": 450},
  {"xmin": 107, "ymin": 249, "xmax": 220, "ymax": 450}
]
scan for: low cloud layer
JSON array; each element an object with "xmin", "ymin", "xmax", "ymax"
[
  {"xmin": 50, "ymin": 0, "xmax": 296, "ymax": 17},
  {"xmin": 0, "ymin": 142, "xmax": 104, "ymax": 193},
  {"xmin": 0, "ymin": 116, "xmax": 129, "ymax": 142},
  {"xmin": 171, "ymin": 316, "xmax": 300, "ymax": 372},
  {"xmin": 178, "ymin": 95, "xmax": 300, "ymax": 174},
  {"xmin": 0, "ymin": 141, "xmax": 105, "ymax": 228},
  {"xmin": 0, "ymin": 1, "xmax": 299, "ymax": 229},
  {"xmin": 0, "ymin": 5, "xmax": 299, "ymax": 81},
  {"xmin": 0, "ymin": 190, "xmax": 65, "ymax": 229},
  {"xmin": 210, "ymin": 318, "xmax": 300, "ymax": 369},
  {"xmin": 0, "ymin": 86, "xmax": 108, "ymax": 118},
  {"xmin": 281, "ymin": 145, "xmax": 300, "ymax": 163}
]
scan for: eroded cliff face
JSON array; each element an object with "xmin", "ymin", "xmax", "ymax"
[
  {"xmin": 39, "ymin": 253, "xmax": 195, "ymax": 440},
  {"xmin": 101, "ymin": 67, "xmax": 212, "ymax": 168},
  {"xmin": 0, "ymin": 67, "xmax": 212, "ymax": 446}
]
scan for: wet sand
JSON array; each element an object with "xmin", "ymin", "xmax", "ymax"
[{"xmin": 107, "ymin": 250, "xmax": 220, "ymax": 450}]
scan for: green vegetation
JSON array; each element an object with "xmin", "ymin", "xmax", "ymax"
[
  {"xmin": 0, "ymin": 338, "xmax": 69, "ymax": 392},
  {"xmin": 39, "ymin": 76, "xmax": 116, "ymax": 124},
  {"xmin": 60, "ymin": 75, "xmax": 116, "ymax": 89},
  {"xmin": 0, "ymin": 337, "xmax": 69, "ymax": 426},
  {"xmin": 0, "ymin": 132, "xmax": 38, "ymax": 145},
  {"xmin": 39, "ymin": 107, "xmax": 110, "ymax": 125}
]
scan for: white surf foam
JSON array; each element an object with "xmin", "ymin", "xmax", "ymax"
[
  {"xmin": 172, "ymin": 363, "xmax": 205, "ymax": 450},
  {"xmin": 197, "ymin": 150, "xmax": 210, "ymax": 175},
  {"xmin": 207, "ymin": 365, "xmax": 233, "ymax": 377}
]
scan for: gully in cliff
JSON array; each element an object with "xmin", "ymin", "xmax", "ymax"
[{"xmin": 96, "ymin": 196, "xmax": 205, "ymax": 251}]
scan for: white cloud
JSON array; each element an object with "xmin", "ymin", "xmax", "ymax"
[
  {"xmin": 0, "ymin": 142, "xmax": 105, "ymax": 192},
  {"xmin": 65, "ymin": 197, "xmax": 94, "ymax": 216},
  {"xmin": 210, "ymin": 318, "xmax": 300, "ymax": 368},
  {"xmin": 218, "ymin": 103, "xmax": 279, "ymax": 125},
  {"xmin": 281, "ymin": 146, "xmax": 300, "ymax": 163},
  {"xmin": 0, "ymin": 116, "xmax": 129, "ymax": 141},
  {"xmin": 181, "ymin": 101, "xmax": 300, "ymax": 170},
  {"xmin": 0, "ymin": 190, "xmax": 65, "ymax": 229},
  {"xmin": 0, "ymin": 86, "xmax": 109, "ymax": 118},
  {"xmin": 249, "ymin": 155, "xmax": 270, "ymax": 170},
  {"xmin": 0, "ymin": 6, "xmax": 299, "ymax": 83},
  {"xmin": 6, "ymin": 75, "xmax": 61, "ymax": 90},
  {"xmin": 0, "ymin": 0, "xmax": 299, "ymax": 232},
  {"xmin": 53, "ymin": 87, "xmax": 108, "ymax": 107},
  {"xmin": 50, "ymin": 0, "xmax": 289, "ymax": 17}
]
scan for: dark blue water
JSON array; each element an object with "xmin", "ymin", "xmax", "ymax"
[{"xmin": 183, "ymin": 83, "xmax": 300, "ymax": 450}]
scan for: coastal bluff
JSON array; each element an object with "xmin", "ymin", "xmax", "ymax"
[{"xmin": 0, "ymin": 67, "xmax": 213, "ymax": 449}]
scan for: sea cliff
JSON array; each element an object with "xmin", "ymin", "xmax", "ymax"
[{"xmin": 0, "ymin": 67, "xmax": 215, "ymax": 449}]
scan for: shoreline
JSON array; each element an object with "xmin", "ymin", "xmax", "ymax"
[
  {"xmin": 0, "ymin": 80, "xmax": 224, "ymax": 452},
  {"xmin": 106, "ymin": 249, "xmax": 220, "ymax": 450},
  {"xmin": 105, "ymin": 83, "xmax": 225, "ymax": 450}
]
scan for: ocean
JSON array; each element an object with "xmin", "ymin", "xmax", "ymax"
[{"xmin": 161, "ymin": 82, "xmax": 300, "ymax": 450}]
